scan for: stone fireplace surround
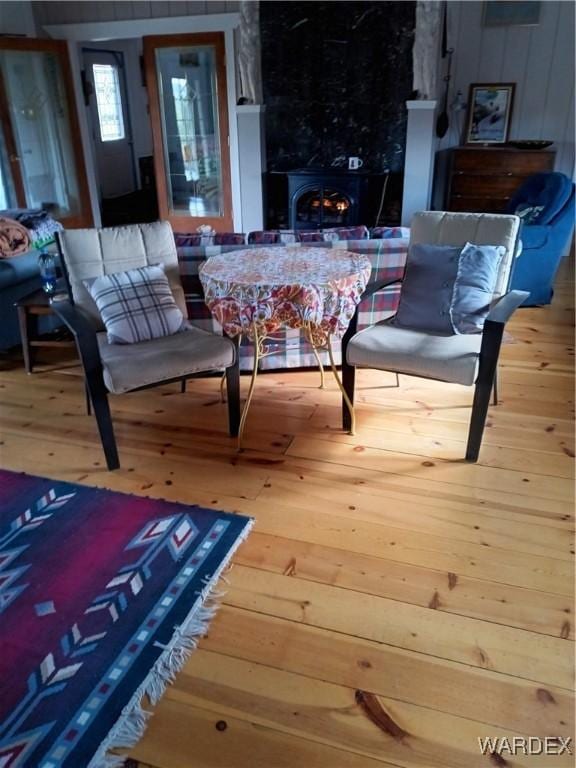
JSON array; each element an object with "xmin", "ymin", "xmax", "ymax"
[{"xmin": 260, "ymin": 1, "xmax": 416, "ymax": 228}]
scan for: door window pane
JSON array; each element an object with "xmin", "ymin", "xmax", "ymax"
[
  {"xmin": 92, "ymin": 63, "xmax": 125, "ymax": 142},
  {"xmin": 0, "ymin": 49, "xmax": 80, "ymax": 218},
  {"xmin": 155, "ymin": 46, "xmax": 223, "ymax": 218},
  {"xmin": 0, "ymin": 128, "xmax": 16, "ymax": 209}
]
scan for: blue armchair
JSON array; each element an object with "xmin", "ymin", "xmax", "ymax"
[{"xmin": 506, "ymin": 172, "xmax": 575, "ymax": 305}]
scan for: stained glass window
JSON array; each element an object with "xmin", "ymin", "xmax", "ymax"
[{"xmin": 92, "ymin": 63, "xmax": 124, "ymax": 142}]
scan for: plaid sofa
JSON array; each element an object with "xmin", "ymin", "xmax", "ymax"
[{"xmin": 177, "ymin": 237, "xmax": 409, "ymax": 370}]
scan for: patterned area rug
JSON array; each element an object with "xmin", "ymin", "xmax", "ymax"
[{"xmin": 0, "ymin": 470, "xmax": 252, "ymax": 767}]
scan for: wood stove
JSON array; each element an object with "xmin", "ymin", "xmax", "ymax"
[{"xmin": 287, "ymin": 168, "xmax": 376, "ymax": 231}]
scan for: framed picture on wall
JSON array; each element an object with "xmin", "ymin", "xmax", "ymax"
[
  {"xmin": 483, "ymin": 1, "xmax": 541, "ymax": 27},
  {"xmin": 464, "ymin": 83, "xmax": 515, "ymax": 144}
]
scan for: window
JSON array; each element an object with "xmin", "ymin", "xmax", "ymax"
[
  {"xmin": 0, "ymin": 143, "xmax": 10, "ymax": 209},
  {"xmin": 92, "ymin": 63, "xmax": 125, "ymax": 142},
  {"xmin": 171, "ymin": 77, "xmax": 200, "ymax": 183}
]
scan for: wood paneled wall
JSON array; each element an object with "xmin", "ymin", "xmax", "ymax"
[
  {"xmin": 31, "ymin": 1, "xmax": 240, "ymax": 27},
  {"xmin": 438, "ymin": 0, "xmax": 575, "ymax": 177}
]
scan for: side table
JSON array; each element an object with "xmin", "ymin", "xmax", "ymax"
[
  {"xmin": 15, "ymin": 289, "xmax": 75, "ymax": 374},
  {"xmin": 199, "ymin": 246, "xmax": 372, "ymax": 449}
]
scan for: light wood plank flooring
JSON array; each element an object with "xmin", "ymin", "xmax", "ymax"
[{"xmin": 0, "ymin": 261, "xmax": 573, "ymax": 767}]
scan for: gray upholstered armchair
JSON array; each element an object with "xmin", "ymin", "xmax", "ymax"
[
  {"xmin": 341, "ymin": 212, "xmax": 528, "ymax": 462},
  {"xmin": 54, "ymin": 222, "xmax": 240, "ymax": 471}
]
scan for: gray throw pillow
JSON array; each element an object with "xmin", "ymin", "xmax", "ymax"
[
  {"xmin": 394, "ymin": 242, "xmax": 505, "ymax": 335},
  {"xmin": 451, "ymin": 243, "xmax": 505, "ymax": 334},
  {"xmin": 394, "ymin": 243, "xmax": 462, "ymax": 334},
  {"xmin": 85, "ymin": 265, "xmax": 186, "ymax": 344}
]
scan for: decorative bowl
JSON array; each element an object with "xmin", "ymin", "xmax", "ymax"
[{"xmin": 507, "ymin": 140, "xmax": 554, "ymax": 150}]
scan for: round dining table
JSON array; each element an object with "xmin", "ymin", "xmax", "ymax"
[{"xmin": 199, "ymin": 246, "xmax": 372, "ymax": 448}]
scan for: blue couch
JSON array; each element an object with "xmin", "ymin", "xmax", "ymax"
[
  {"xmin": 0, "ymin": 209, "xmax": 65, "ymax": 351},
  {"xmin": 0, "ymin": 251, "xmax": 43, "ymax": 351},
  {"xmin": 507, "ymin": 172, "xmax": 575, "ymax": 305},
  {"xmin": 0, "ymin": 250, "xmax": 66, "ymax": 352}
]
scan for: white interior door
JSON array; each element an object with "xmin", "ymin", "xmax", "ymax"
[{"xmin": 83, "ymin": 48, "xmax": 135, "ymax": 199}]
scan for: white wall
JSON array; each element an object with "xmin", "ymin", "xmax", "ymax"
[
  {"xmin": 31, "ymin": 1, "xmax": 239, "ymax": 27},
  {"xmin": 402, "ymin": 101, "xmax": 438, "ymax": 226},
  {"xmin": 437, "ymin": 0, "xmax": 575, "ymax": 178},
  {"xmin": 0, "ymin": 0, "xmax": 36, "ymax": 35},
  {"xmin": 236, "ymin": 105, "xmax": 265, "ymax": 231}
]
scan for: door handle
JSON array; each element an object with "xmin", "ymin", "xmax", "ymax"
[{"xmin": 9, "ymin": 154, "xmax": 20, "ymax": 162}]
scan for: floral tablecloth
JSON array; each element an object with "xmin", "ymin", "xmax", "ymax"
[{"xmin": 199, "ymin": 246, "xmax": 372, "ymax": 344}]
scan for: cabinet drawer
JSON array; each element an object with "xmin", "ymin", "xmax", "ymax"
[
  {"xmin": 448, "ymin": 196, "xmax": 509, "ymax": 213},
  {"xmin": 452, "ymin": 150, "xmax": 555, "ymax": 175},
  {"xmin": 451, "ymin": 174, "xmax": 526, "ymax": 197}
]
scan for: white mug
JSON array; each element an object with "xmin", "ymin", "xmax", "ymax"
[{"xmin": 348, "ymin": 157, "xmax": 363, "ymax": 170}]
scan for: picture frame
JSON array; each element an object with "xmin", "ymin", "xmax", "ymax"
[
  {"xmin": 483, "ymin": 1, "xmax": 541, "ymax": 27},
  {"xmin": 464, "ymin": 83, "xmax": 515, "ymax": 145}
]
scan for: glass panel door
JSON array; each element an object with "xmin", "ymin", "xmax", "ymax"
[
  {"xmin": 144, "ymin": 34, "xmax": 232, "ymax": 232},
  {"xmin": 0, "ymin": 115, "xmax": 18, "ymax": 209},
  {"xmin": 0, "ymin": 39, "xmax": 92, "ymax": 228}
]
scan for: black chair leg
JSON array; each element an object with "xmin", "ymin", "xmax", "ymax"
[
  {"xmin": 342, "ymin": 359, "xmax": 356, "ymax": 432},
  {"xmin": 341, "ymin": 310, "xmax": 358, "ymax": 432},
  {"xmin": 492, "ymin": 368, "xmax": 498, "ymax": 406},
  {"xmin": 86, "ymin": 374, "xmax": 120, "ymax": 470},
  {"xmin": 466, "ymin": 321, "xmax": 503, "ymax": 462},
  {"xmin": 180, "ymin": 378, "xmax": 187, "ymax": 394},
  {"xmin": 226, "ymin": 338, "xmax": 241, "ymax": 437},
  {"xmin": 85, "ymin": 383, "xmax": 92, "ymax": 416},
  {"xmin": 466, "ymin": 374, "xmax": 495, "ymax": 462}
]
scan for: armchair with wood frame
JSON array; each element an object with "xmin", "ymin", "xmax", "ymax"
[
  {"xmin": 54, "ymin": 221, "xmax": 240, "ymax": 471},
  {"xmin": 341, "ymin": 211, "xmax": 528, "ymax": 462}
]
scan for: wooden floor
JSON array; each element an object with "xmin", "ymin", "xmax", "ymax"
[{"xmin": 1, "ymin": 260, "xmax": 574, "ymax": 768}]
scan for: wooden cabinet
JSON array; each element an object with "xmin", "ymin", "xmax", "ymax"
[{"xmin": 442, "ymin": 147, "xmax": 555, "ymax": 213}]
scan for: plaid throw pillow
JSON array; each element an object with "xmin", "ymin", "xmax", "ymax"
[{"xmin": 85, "ymin": 265, "xmax": 186, "ymax": 345}]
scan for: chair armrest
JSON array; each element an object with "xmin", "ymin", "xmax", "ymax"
[
  {"xmin": 486, "ymin": 290, "xmax": 530, "ymax": 325},
  {"xmin": 343, "ymin": 277, "xmax": 403, "ymax": 347},
  {"xmin": 51, "ymin": 300, "xmax": 102, "ymax": 374},
  {"xmin": 360, "ymin": 277, "xmax": 403, "ymax": 302}
]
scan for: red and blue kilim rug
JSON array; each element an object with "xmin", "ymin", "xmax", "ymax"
[{"xmin": 0, "ymin": 469, "xmax": 253, "ymax": 767}]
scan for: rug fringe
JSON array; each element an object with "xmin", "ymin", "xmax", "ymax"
[{"xmin": 87, "ymin": 518, "xmax": 254, "ymax": 768}]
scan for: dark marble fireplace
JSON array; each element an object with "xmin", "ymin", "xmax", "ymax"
[{"xmin": 260, "ymin": 1, "xmax": 416, "ymax": 227}]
